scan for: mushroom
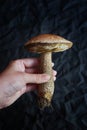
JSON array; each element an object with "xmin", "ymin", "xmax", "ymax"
[{"xmin": 24, "ymin": 34, "xmax": 73, "ymax": 109}]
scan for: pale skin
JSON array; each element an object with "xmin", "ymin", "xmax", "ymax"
[{"xmin": 0, "ymin": 58, "xmax": 57, "ymax": 109}]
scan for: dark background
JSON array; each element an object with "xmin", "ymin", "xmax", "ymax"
[{"xmin": 0, "ymin": 0, "xmax": 87, "ymax": 130}]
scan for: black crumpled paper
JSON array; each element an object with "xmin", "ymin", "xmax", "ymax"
[{"xmin": 0, "ymin": 0, "xmax": 87, "ymax": 130}]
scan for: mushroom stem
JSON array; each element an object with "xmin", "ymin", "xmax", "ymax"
[{"xmin": 38, "ymin": 52, "xmax": 54, "ymax": 109}]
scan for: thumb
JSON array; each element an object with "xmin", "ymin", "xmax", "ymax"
[{"xmin": 23, "ymin": 73, "xmax": 50, "ymax": 84}]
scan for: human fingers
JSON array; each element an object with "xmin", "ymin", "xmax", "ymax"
[
  {"xmin": 26, "ymin": 84, "xmax": 38, "ymax": 92},
  {"xmin": 25, "ymin": 68, "xmax": 57, "ymax": 76},
  {"xmin": 25, "ymin": 68, "xmax": 39, "ymax": 73},
  {"xmin": 20, "ymin": 58, "xmax": 39, "ymax": 68},
  {"xmin": 23, "ymin": 73, "xmax": 50, "ymax": 84},
  {"xmin": 23, "ymin": 60, "xmax": 54, "ymax": 69}
]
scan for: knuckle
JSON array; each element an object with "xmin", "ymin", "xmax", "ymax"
[
  {"xmin": 9, "ymin": 59, "xmax": 21, "ymax": 68},
  {"xmin": 13, "ymin": 60, "xmax": 20, "ymax": 64},
  {"xmin": 10, "ymin": 60, "xmax": 17, "ymax": 66},
  {"xmin": 10, "ymin": 59, "xmax": 20, "ymax": 65}
]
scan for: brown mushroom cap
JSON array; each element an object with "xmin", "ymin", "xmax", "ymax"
[{"xmin": 25, "ymin": 34, "xmax": 73, "ymax": 53}]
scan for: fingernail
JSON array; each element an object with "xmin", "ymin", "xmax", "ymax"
[
  {"xmin": 54, "ymin": 70, "xmax": 57, "ymax": 75},
  {"xmin": 43, "ymin": 74, "xmax": 50, "ymax": 81},
  {"xmin": 54, "ymin": 77, "xmax": 56, "ymax": 81},
  {"xmin": 52, "ymin": 62, "xmax": 54, "ymax": 67}
]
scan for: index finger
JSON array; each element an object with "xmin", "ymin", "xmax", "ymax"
[{"xmin": 21, "ymin": 58, "xmax": 39, "ymax": 68}]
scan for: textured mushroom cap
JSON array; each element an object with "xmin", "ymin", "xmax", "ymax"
[{"xmin": 25, "ymin": 34, "xmax": 73, "ymax": 53}]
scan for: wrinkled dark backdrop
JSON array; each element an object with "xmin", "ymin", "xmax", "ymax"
[{"xmin": 0, "ymin": 0, "xmax": 87, "ymax": 130}]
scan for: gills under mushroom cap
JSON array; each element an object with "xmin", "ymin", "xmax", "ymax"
[{"xmin": 25, "ymin": 34, "xmax": 73, "ymax": 53}]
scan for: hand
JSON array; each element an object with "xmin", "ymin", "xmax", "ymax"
[{"xmin": 0, "ymin": 58, "xmax": 57, "ymax": 109}]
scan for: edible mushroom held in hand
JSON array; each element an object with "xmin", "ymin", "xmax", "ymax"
[{"xmin": 25, "ymin": 34, "xmax": 73, "ymax": 109}]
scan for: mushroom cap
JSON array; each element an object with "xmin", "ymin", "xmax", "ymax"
[{"xmin": 25, "ymin": 34, "xmax": 73, "ymax": 53}]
